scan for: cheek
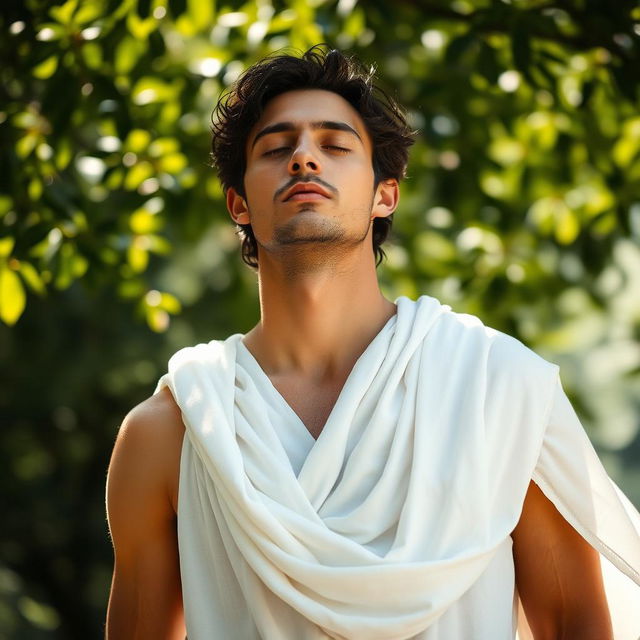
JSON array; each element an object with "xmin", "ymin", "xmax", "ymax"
[{"xmin": 243, "ymin": 167, "xmax": 272, "ymax": 199}]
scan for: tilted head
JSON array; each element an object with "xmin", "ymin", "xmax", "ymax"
[{"xmin": 210, "ymin": 45, "xmax": 415, "ymax": 267}]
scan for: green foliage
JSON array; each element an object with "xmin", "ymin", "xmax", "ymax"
[{"xmin": 1, "ymin": 0, "xmax": 640, "ymax": 637}]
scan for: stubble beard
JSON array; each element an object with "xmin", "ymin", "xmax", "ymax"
[{"xmin": 255, "ymin": 198, "xmax": 375, "ymax": 273}]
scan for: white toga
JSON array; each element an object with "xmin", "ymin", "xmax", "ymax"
[{"xmin": 155, "ymin": 295, "xmax": 640, "ymax": 639}]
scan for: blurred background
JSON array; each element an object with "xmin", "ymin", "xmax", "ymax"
[{"xmin": 1, "ymin": 0, "xmax": 639, "ymax": 637}]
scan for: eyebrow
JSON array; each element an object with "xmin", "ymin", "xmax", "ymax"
[{"xmin": 251, "ymin": 121, "xmax": 362, "ymax": 149}]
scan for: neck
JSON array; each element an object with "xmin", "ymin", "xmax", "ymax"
[{"xmin": 243, "ymin": 247, "xmax": 396, "ymax": 380}]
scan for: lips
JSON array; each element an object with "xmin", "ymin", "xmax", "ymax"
[{"xmin": 282, "ymin": 182, "xmax": 331, "ymax": 201}]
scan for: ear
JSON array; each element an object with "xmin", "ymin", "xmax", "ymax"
[
  {"xmin": 227, "ymin": 188, "xmax": 250, "ymax": 225},
  {"xmin": 371, "ymin": 179, "xmax": 399, "ymax": 219}
]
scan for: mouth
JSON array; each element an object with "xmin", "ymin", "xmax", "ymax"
[{"xmin": 282, "ymin": 182, "xmax": 332, "ymax": 202}]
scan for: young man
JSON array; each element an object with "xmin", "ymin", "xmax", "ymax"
[{"xmin": 106, "ymin": 47, "xmax": 640, "ymax": 639}]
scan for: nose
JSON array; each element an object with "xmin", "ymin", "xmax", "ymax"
[{"xmin": 288, "ymin": 136, "xmax": 321, "ymax": 176}]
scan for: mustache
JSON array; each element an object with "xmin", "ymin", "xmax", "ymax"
[{"xmin": 274, "ymin": 176, "xmax": 337, "ymax": 202}]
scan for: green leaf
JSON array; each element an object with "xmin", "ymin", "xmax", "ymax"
[
  {"xmin": 130, "ymin": 209, "xmax": 162, "ymax": 233},
  {"xmin": 187, "ymin": 0, "xmax": 214, "ymax": 31},
  {"xmin": 18, "ymin": 262, "xmax": 46, "ymax": 295},
  {"xmin": 127, "ymin": 240, "xmax": 149, "ymax": 272},
  {"xmin": 555, "ymin": 207, "xmax": 580, "ymax": 245},
  {"xmin": 159, "ymin": 292, "xmax": 181, "ymax": 313},
  {"xmin": 16, "ymin": 133, "xmax": 39, "ymax": 159},
  {"xmin": 157, "ymin": 152, "xmax": 187, "ymax": 173},
  {"xmin": 126, "ymin": 12, "xmax": 157, "ymax": 39},
  {"xmin": 114, "ymin": 36, "xmax": 145, "ymax": 74},
  {"xmin": 131, "ymin": 77, "xmax": 179, "ymax": 105},
  {"xmin": 82, "ymin": 42, "xmax": 103, "ymax": 69},
  {"xmin": 33, "ymin": 55, "xmax": 59, "ymax": 79},
  {"xmin": 28, "ymin": 178, "xmax": 43, "ymax": 201},
  {"xmin": 50, "ymin": 0, "xmax": 79, "ymax": 25},
  {"xmin": 0, "ymin": 237, "xmax": 15, "ymax": 258},
  {"xmin": 55, "ymin": 138, "xmax": 73, "ymax": 170},
  {"xmin": 0, "ymin": 264, "xmax": 26, "ymax": 325},
  {"xmin": 125, "ymin": 129, "xmax": 152, "ymax": 153},
  {"xmin": 148, "ymin": 137, "xmax": 179, "ymax": 156},
  {"xmin": 124, "ymin": 161, "xmax": 154, "ymax": 190},
  {"xmin": 74, "ymin": 2, "xmax": 104, "ymax": 25},
  {"xmin": 0, "ymin": 196, "xmax": 13, "ymax": 216}
]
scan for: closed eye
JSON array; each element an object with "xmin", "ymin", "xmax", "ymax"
[
  {"xmin": 263, "ymin": 147, "xmax": 290, "ymax": 157},
  {"xmin": 262, "ymin": 145, "xmax": 350, "ymax": 157}
]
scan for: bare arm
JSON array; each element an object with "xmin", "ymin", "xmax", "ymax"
[
  {"xmin": 513, "ymin": 480, "xmax": 613, "ymax": 640},
  {"xmin": 105, "ymin": 387, "xmax": 186, "ymax": 640}
]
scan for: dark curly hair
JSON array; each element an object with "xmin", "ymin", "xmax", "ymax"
[{"xmin": 210, "ymin": 45, "xmax": 415, "ymax": 268}]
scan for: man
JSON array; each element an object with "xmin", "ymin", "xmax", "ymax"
[{"xmin": 106, "ymin": 47, "xmax": 640, "ymax": 639}]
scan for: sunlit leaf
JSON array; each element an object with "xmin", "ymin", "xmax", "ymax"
[
  {"xmin": 488, "ymin": 137, "xmax": 525, "ymax": 166},
  {"xmin": 131, "ymin": 77, "xmax": 181, "ymax": 105},
  {"xmin": 159, "ymin": 291, "xmax": 181, "ymax": 313},
  {"xmin": 18, "ymin": 262, "xmax": 46, "ymax": 295},
  {"xmin": 28, "ymin": 178, "xmax": 43, "ymax": 201},
  {"xmin": 130, "ymin": 209, "xmax": 162, "ymax": 233},
  {"xmin": 555, "ymin": 207, "xmax": 580, "ymax": 245},
  {"xmin": 33, "ymin": 55, "xmax": 59, "ymax": 79},
  {"xmin": 124, "ymin": 161, "xmax": 154, "ymax": 190},
  {"xmin": 16, "ymin": 133, "xmax": 39, "ymax": 158},
  {"xmin": 157, "ymin": 152, "xmax": 187, "ymax": 174},
  {"xmin": 127, "ymin": 240, "xmax": 149, "ymax": 272},
  {"xmin": 148, "ymin": 137, "xmax": 180, "ymax": 157},
  {"xmin": 125, "ymin": 129, "xmax": 152, "ymax": 153},
  {"xmin": 187, "ymin": 0, "xmax": 215, "ymax": 31},
  {"xmin": 74, "ymin": 2, "xmax": 103, "ymax": 25},
  {"xmin": 55, "ymin": 137, "xmax": 73, "ymax": 169},
  {"xmin": 0, "ymin": 237, "xmax": 15, "ymax": 258},
  {"xmin": 0, "ymin": 264, "xmax": 26, "ymax": 325},
  {"xmin": 82, "ymin": 42, "xmax": 103, "ymax": 69},
  {"xmin": 126, "ymin": 12, "xmax": 157, "ymax": 39},
  {"xmin": 49, "ymin": 0, "xmax": 79, "ymax": 25},
  {"xmin": 61, "ymin": 245, "xmax": 84, "ymax": 286},
  {"xmin": 114, "ymin": 36, "xmax": 145, "ymax": 74}
]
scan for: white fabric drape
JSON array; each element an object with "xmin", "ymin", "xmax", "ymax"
[{"xmin": 155, "ymin": 295, "xmax": 640, "ymax": 639}]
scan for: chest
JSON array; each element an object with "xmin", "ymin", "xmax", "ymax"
[{"xmin": 270, "ymin": 374, "xmax": 347, "ymax": 440}]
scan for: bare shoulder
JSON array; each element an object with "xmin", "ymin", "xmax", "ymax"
[
  {"xmin": 109, "ymin": 387, "xmax": 185, "ymax": 517},
  {"xmin": 121, "ymin": 386, "xmax": 184, "ymax": 440}
]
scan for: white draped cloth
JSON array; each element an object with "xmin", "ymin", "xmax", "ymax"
[{"xmin": 155, "ymin": 295, "xmax": 640, "ymax": 639}]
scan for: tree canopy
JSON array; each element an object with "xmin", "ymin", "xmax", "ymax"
[{"xmin": 1, "ymin": 0, "xmax": 639, "ymax": 636}]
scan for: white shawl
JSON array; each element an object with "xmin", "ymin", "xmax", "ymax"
[{"xmin": 155, "ymin": 295, "xmax": 640, "ymax": 639}]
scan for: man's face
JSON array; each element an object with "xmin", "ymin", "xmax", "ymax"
[{"xmin": 230, "ymin": 89, "xmax": 394, "ymax": 262}]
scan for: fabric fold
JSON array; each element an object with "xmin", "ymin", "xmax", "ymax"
[{"xmin": 155, "ymin": 295, "xmax": 640, "ymax": 639}]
